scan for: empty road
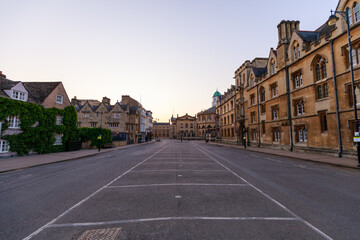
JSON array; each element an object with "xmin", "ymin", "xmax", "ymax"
[{"xmin": 0, "ymin": 140, "xmax": 359, "ymax": 239}]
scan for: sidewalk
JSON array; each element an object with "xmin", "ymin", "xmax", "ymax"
[
  {"xmin": 0, "ymin": 142, "xmax": 155, "ymax": 173},
  {"xmin": 210, "ymin": 142, "xmax": 360, "ymax": 169}
]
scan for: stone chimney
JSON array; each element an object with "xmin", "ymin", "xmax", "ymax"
[
  {"xmin": 277, "ymin": 20, "xmax": 299, "ymax": 47},
  {"xmin": 276, "ymin": 20, "xmax": 300, "ymax": 69},
  {"xmin": 102, "ymin": 96, "xmax": 111, "ymax": 105},
  {"xmin": 0, "ymin": 71, "xmax": 6, "ymax": 79},
  {"xmin": 71, "ymin": 96, "xmax": 80, "ymax": 105}
]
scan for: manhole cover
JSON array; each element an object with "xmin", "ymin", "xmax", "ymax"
[{"xmin": 77, "ymin": 227, "xmax": 122, "ymax": 240}]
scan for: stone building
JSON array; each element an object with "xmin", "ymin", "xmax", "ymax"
[
  {"xmin": 197, "ymin": 91, "xmax": 219, "ymax": 139},
  {"xmin": 153, "ymin": 122, "xmax": 171, "ymax": 139},
  {"xmin": 171, "ymin": 114, "xmax": 197, "ymax": 139},
  {"xmin": 216, "ymin": 85, "xmax": 237, "ymax": 143},
  {"xmin": 72, "ymin": 96, "xmax": 129, "ymax": 145},
  {"xmin": 231, "ymin": 0, "xmax": 360, "ymax": 157},
  {"xmin": 197, "ymin": 106, "xmax": 216, "ymax": 139}
]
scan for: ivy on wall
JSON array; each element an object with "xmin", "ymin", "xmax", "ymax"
[
  {"xmin": 0, "ymin": 97, "xmax": 112, "ymax": 155},
  {"xmin": 78, "ymin": 127, "xmax": 112, "ymax": 148}
]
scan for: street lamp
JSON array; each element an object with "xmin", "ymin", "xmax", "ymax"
[{"xmin": 328, "ymin": 9, "xmax": 360, "ymax": 167}]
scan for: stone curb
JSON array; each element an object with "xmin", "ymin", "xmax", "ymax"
[
  {"xmin": 0, "ymin": 141, "xmax": 156, "ymax": 174},
  {"xmin": 208, "ymin": 142, "xmax": 360, "ymax": 170}
]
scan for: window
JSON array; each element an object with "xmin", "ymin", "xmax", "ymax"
[
  {"xmin": 294, "ymin": 99, "xmax": 305, "ymax": 116},
  {"xmin": 180, "ymin": 123, "xmax": 184, "ymax": 128},
  {"xmin": 251, "ymin": 129, "xmax": 257, "ymax": 141},
  {"xmin": 185, "ymin": 123, "xmax": 189, "ymax": 128},
  {"xmin": 270, "ymin": 83, "xmax": 278, "ymax": 98},
  {"xmin": 0, "ymin": 140, "xmax": 9, "ymax": 153},
  {"xmin": 83, "ymin": 113, "xmax": 90, "ymax": 118},
  {"xmin": 114, "ymin": 113, "xmax": 121, "ymax": 119},
  {"xmin": 271, "ymin": 105, "xmax": 279, "ymax": 120},
  {"xmin": 250, "ymin": 94, "xmax": 255, "ymax": 106},
  {"xmin": 270, "ymin": 59, "xmax": 275, "ymax": 75},
  {"xmin": 354, "ymin": 3, "xmax": 360, "ymax": 23},
  {"xmin": 261, "ymin": 121, "xmax": 265, "ymax": 134},
  {"xmin": 12, "ymin": 90, "xmax": 26, "ymax": 101},
  {"xmin": 56, "ymin": 115, "xmax": 63, "ymax": 125},
  {"xmin": 7, "ymin": 116, "xmax": 20, "ymax": 129},
  {"xmin": 77, "ymin": 122, "xmax": 82, "ymax": 127},
  {"xmin": 317, "ymin": 83, "xmax": 329, "ymax": 99},
  {"xmin": 108, "ymin": 123, "xmax": 119, "ymax": 128},
  {"xmin": 260, "ymin": 87, "xmax": 265, "ymax": 102},
  {"xmin": 315, "ymin": 57, "xmax": 327, "ymax": 81},
  {"xmin": 273, "ymin": 127, "xmax": 280, "ymax": 141},
  {"xmin": 56, "ymin": 94, "xmax": 63, "ymax": 104},
  {"xmin": 90, "ymin": 122, "xmax": 97, "ymax": 128},
  {"xmin": 250, "ymin": 112, "xmax": 256, "ymax": 123},
  {"xmin": 208, "ymin": 115, "xmax": 211, "ymax": 121},
  {"xmin": 293, "ymin": 42, "xmax": 300, "ymax": 61},
  {"xmin": 296, "ymin": 125, "xmax": 307, "ymax": 142},
  {"xmin": 348, "ymin": 7, "xmax": 353, "ymax": 26},
  {"xmin": 190, "ymin": 124, "xmax": 193, "ymax": 128},
  {"xmin": 292, "ymin": 71, "xmax": 303, "ymax": 89},
  {"xmin": 261, "ymin": 104, "xmax": 266, "ymax": 114},
  {"xmin": 319, "ymin": 111, "xmax": 328, "ymax": 132},
  {"xmin": 54, "ymin": 134, "xmax": 63, "ymax": 145}
]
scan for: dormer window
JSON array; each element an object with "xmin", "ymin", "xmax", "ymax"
[
  {"xmin": 12, "ymin": 90, "xmax": 26, "ymax": 101},
  {"xmin": 56, "ymin": 94, "xmax": 63, "ymax": 104}
]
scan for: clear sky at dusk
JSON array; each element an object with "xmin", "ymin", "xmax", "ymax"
[{"xmin": 0, "ymin": 0, "xmax": 339, "ymax": 122}]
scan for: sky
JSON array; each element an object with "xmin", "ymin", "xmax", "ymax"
[{"xmin": 0, "ymin": 0, "xmax": 339, "ymax": 122}]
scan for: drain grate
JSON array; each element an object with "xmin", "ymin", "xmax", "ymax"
[{"xmin": 77, "ymin": 227, "xmax": 122, "ymax": 240}]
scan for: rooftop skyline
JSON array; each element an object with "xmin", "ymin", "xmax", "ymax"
[{"xmin": 0, "ymin": 0, "xmax": 339, "ymax": 121}]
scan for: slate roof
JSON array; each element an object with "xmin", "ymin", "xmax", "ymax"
[
  {"xmin": 23, "ymin": 82, "xmax": 61, "ymax": 104},
  {"xmin": 198, "ymin": 106, "xmax": 216, "ymax": 115},
  {"xmin": 154, "ymin": 122, "xmax": 170, "ymax": 126},
  {"xmin": 297, "ymin": 23, "xmax": 335, "ymax": 43},
  {"xmin": 0, "ymin": 77, "xmax": 19, "ymax": 98},
  {"xmin": 252, "ymin": 67, "xmax": 267, "ymax": 77}
]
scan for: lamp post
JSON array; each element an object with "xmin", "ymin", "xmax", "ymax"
[{"xmin": 328, "ymin": 10, "xmax": 360, "ymax": 167}]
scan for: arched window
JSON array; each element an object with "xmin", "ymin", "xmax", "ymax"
[
  {"xmin": 315, "ymin": 57, "xmax": 327, "ymax": 81},
  {"xmin": 348, "ymin": 7, "xmax": 353, "ymax": 25},
  {"xmin": 293, "ymin": 42, "xmax": 300, "ymax": 61},
  {"xmin": 354, "ymin": 2, "xmax": 360, "ymax": 23}
]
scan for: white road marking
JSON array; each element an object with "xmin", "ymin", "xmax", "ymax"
[
  {"xmin": 22, "ymin": 146, "xmax": 168, "ymax": 240},
  {"xmin": 130, "ymin": 169, "xmax": 227, "ymax": 173},
  {"xmin": 250, "ymin": 154, "xmax": 260, "ymax": 158},
  {"xmin": 266, "ymin": 158, "xmax": 282, "ymax": 163},
  {"xmin": 293, "ymin": 164, "xmax": 307, "ymax": 169},
  {"xmin": 194, "ymin": 143, "xmax": 333, "ymax": 240},
  {"xmin": 106, "ymin": 183, "xmax": 248, "ymax": 188},
  {"xmin": 336, "ymin": 173, "xmax": 350, "ymax": 177},
  {"xmin": 141, "ymin": 162, "xmax": 217, "ymax": 165},
  {"xmin": 175, "ymin": 195, "xmax": 181, "ymax": 198},
  {"xmin": 48, "ymin": 216, "xmax": 298, "ymax": 228}
]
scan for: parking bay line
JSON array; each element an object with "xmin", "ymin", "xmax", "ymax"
[
  {"xmin": 194, "ymin": 143, "xmax": 333, "ymax": 240},
  {"xmin": 22, "ymin": 146, "xmax": 169, "ymax": 240},
  {"xmin": 130, "ymin": 169, "xmax": 228, "ymax": 173},
  {"xmin": 48, "ymin": 216, "xmax": 298, "ymax": 228},
  {"xmin": 106, "ymin": 183, "xmax": 248, "ymax": 188}
]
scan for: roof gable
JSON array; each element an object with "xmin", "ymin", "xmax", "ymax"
[{"xmin": 23, "ymin": 82, "xmax": 61, "ymax": 104}]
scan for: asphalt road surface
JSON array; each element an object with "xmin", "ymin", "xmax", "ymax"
[{"xmin": 0, "ymin": 140, "xmax": 359, "ymax": 240}]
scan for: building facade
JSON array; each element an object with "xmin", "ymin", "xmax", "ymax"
[
  {"xmin": 228, "ymin": 0, "xmax": 360, "ymax": 157},
  {"xmin": 171, "ymin": 114, "xmax": 197, "ymax": 139},
  {"xmin": 153, "ymin": 122, "xmax": 171, "ymax": 139}
]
